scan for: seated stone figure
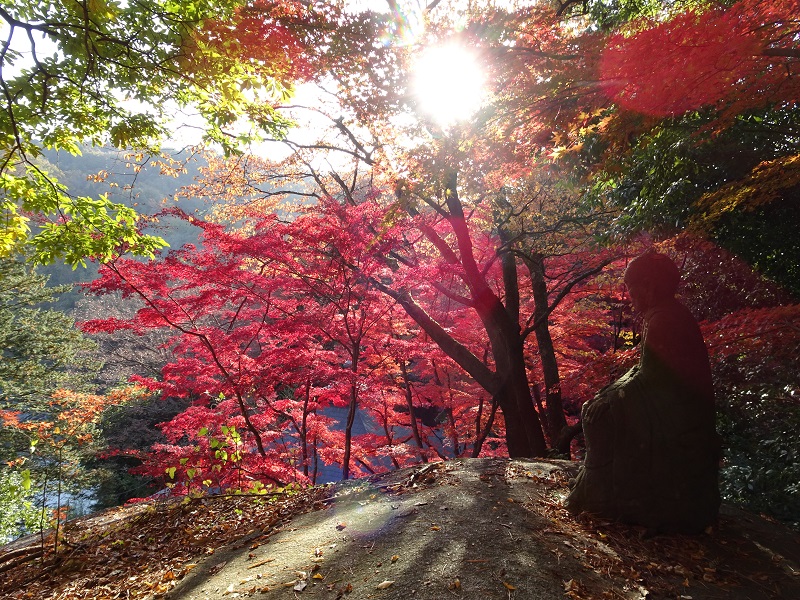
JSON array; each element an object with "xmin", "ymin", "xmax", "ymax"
[{"xmin": 566, "ymin": 250, "xmax": 720, "ymax": 533}]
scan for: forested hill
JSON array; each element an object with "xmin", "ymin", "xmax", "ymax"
[{"xmin": 35, "ymin": 146, "xmax": 209, "ymax": 311}]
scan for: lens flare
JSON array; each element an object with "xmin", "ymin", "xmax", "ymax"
[{"xmin": 412, "ymin": 44, "xmax": 486, "ymax": 127}]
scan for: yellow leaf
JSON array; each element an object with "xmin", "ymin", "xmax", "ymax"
[
  {"xmin": 503, "ymin": 581, "xmax": 516, "ymax": 590},
  {"xmin": 313, "ymin": 573, "xmax": 324, "ymax": 580}
]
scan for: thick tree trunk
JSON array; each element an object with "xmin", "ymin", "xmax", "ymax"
[
  {"xmin": 371, "ymin": 170, "xmax": 549, "ymax": 457},
  {"xmin": 442, "ymin": 173, "xmax": 547, "ymax": 458},
  {"xmin": 484, "ymin": 307, "xmax": 548, "ymax": 457}
]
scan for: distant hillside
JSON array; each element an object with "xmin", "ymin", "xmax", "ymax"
[{"xmin": 35, "ymin": 146, "xmax": 210, "ymax": 312}]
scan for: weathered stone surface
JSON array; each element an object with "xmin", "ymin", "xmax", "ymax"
[{"xmin": 567, "ymin": 252, "xmax": 720, "ymax": 533}]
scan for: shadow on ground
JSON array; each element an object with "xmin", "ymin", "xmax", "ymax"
[{"xmin": 163, "ymin": 458, "xmax": 800, "ymax": 600}]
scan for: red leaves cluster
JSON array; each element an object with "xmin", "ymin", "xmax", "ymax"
[
  {"xmin": 600, "ymin": 0, "xmax": 800, "ymax": 119},
  {"xmin": 83, "ymin": 199, "xmax": 507, "ymax": 491}
]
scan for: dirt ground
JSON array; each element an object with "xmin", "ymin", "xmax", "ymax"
[
  {"xmin": 2, "ymin": 458, "xmax": 799, "ymax": 599},
  {"xmin": 163, "ymin": 458, "xmax": 800, "ymax": 600}
]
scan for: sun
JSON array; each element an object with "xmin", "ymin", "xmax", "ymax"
[{"xmin": 411, "ymin": 43, "xmax": 487, "ymax": 128}]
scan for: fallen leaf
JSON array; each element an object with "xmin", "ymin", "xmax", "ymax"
[
  {"xmin": 391, "ymin": 555, "xmax": 400, "ymax": 563},
  {"xmin": 294, "ymin": 581, "xmax": 308, "ymax": 592},
  {"xmin": 313, "ymin": 573, "xmax": 324, "ymax": 580},
  {"xmin": 336, "ymin": 522, "xmax": 347, "ymax": 531},
  {"xmin": 449, "ymin": 578, "xmax": 461, "ymax": 590},
  {"xmin": 376, "ymin": 580, "xmax": 394, "ymax": 589},
  {"xmin": 502, "ymin": 581, "xmax": 516, "ymax": 590}
]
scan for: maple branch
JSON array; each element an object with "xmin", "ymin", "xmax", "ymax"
[
  {"xmin": 520, "ymin": 258, "xmax": 613, "ymax": 339},
  {"xmin": 402, "ymin": 195, "xmax": 460, "ymax": 264},
  {"xmin": 369, "ymin": 279, "xmax": 500, "ymax": 393},
  {"xmin": 554, "ymin": 0, "xmax": 589, "ymax": 17},
  {"xmin": 502, "ymin": 46, "xmax": 581, "ymax": 61},
  {"xmin": 762, "ymin": 48, "xmax": 800, "ymax": 59},
  {"xmin": 103, "ymin": 263, "xmax": 272, "ymax": 462},
  {"xmin": 333, "ymin": 116, "xmax": 375, "ymax": 165},
  {"xmin": 280, "ymin": 139, "xmax": 373, "ymax": 165},
  {"xmin": 430, "ymin": 280, "xmax": 473, "ymax": 307},
  {"xmin": 442, "ymin": 170, "xmax": 488, "ymax": 299},
  {"xmin": 330, "ymin": 169, "xmax": 356, "ymax": 205}
]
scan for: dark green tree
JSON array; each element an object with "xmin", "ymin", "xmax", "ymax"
[{"xmin": 0, "ymin": 255, "xmax": 99, "ymax": 415}]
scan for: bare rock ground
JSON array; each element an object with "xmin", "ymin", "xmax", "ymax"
[{"xmin": 162, "ymin": 458, "xmax": 800, "ymax": 600}]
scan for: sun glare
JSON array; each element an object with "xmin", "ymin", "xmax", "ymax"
[{"xmin": 412, "ymin": 44, "xmax": 487, "ymax": 127}]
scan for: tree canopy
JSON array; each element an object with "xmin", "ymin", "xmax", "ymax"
[
  {"xmin": 2, "ymin": 0, "xmax": 799, "ymax": 528},
  {"xmin": 0, "ymin": 0, "xmax": 314, "ymax": 264}
]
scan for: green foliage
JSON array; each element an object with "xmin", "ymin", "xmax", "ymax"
[
  {"xmin": 713, "ymin": 197, "xmax": 800, "ymax": 298},
  {"xmin": 584, "ymin": 107, "xmax": 800, "ymax": 294},
  {"xmin": 0, "ymin": 0, "xmax": 295, "ymax": 264},
  {"xmin": 0, "ymin": 256, "xmax": 110, "ymax": 539},
  {"xmin": 92, "ymin": 394, "xmax": 191, "ymax": 509},
  {"xmin": 0, "ymin": 255, "xmax": 100, "ymax": 415},
  {"xmin": 718, "ymin": 382, "xmax": 800, "ymax": 528},
  {"xmin": 560, "ymin": 0, "xmax": 709, "ymax": 29},
  {"xmin": 711, "ymin": 318, "xmax": 800, "ymax": 528},
  {"xmin": 0, "ymin": 470, "xmax": 43, "ymax": 544}
]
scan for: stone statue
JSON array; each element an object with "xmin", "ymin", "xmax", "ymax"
[{"xmin": 566, "ymin": 250, "xmax": 720, "ymax": 533}]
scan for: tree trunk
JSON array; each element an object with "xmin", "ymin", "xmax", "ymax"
[
  {"xmin": 301, "ymin": 378, "xmax": 311, "ymax": 478},
  {"xmin": 370, "ymin": 169, "xmax": 548, "ymax": 457},
  {"xmin": 399, "ymin": 360, "xmax": 428, "ymax": 462},
  {"xmin": 486, "ymin": 314, "xmax": 548, "ymax": 457},
  {"xmin": 342, "ymin": 347, "xmax": 359, "ymax": 480},
  {"xmin": 441, "ymin": 172, "xmax": 547, "ymax": 458},
  {"xmin": 525, "ymin": 254, "xmax": 569, "ymax": 453}
]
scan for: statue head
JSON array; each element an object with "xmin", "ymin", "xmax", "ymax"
[{"xmin": 624, "ymin": 250, "xmax": 680, "ymax": 313}]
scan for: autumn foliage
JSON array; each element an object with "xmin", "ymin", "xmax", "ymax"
[
  {"xmin": 61, "ymin": 0, "xmax": 800, "ymax": 524},
  {"xmin": 600, "ymin": 0, "xmax": 800, "ymax": 118}
]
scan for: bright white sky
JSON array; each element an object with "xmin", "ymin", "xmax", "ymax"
[{"xmin": 1, "ymin": 1, "xmax": 488, "ymax": 153}]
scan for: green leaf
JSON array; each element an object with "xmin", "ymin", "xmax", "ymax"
[{"xmin": 21, "ymin": 470, "xmax": 32, "ymax": 492}]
